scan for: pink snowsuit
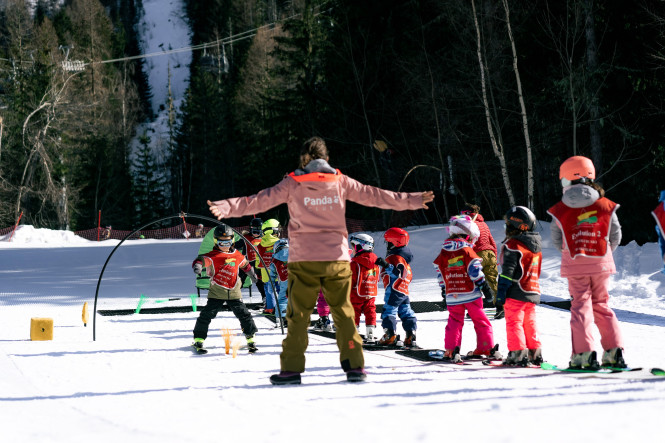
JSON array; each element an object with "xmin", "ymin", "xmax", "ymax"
[
  {"xmin": 433, "ymin": 239, "xmax": 494, "ymax": 353},
  {"xmin": 316, "ymin": 290, "xmax": 330, "ymax": 317},
  {"xmin": 548, "ymin": 184, "xmax": 623, "ymax": 354}
]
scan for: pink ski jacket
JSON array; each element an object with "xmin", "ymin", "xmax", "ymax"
[{"xmin": 208, "ymin": 163, "xmax": 423, "ymax": 263}]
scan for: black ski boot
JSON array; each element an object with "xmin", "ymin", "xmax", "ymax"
[{"xmin": 269, "ymin": 371, "xmax": 301, "ymax": 385}]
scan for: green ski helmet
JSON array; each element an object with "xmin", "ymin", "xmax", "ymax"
[{"xmin": 261, "ymin": 219, "xmax": 281, "ymax": 237}]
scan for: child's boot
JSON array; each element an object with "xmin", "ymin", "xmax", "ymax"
[
  {"xmin": 569, "ymin": 351, "xmax": 600, "ymax": 370},
  {"xmin": 365, "ymin": 325, "xmax": 377, "ymax": 343},
  {"xmin": 378, "ymin": 328, "xmax": 397, "ymax": 346},
  {"xmin": 528, "ymin": 348, "xmax": 543, "ymax": 365},
  {"xmin": 443, "ymin": 346, "xmax": 462, "ymax": 363},
  {"xmin": 503, "ymin": 349, "xmax": 528, "ymax": 366},
  {"xmin": 466, "ymin": 343, "xmax": 502, "ymax": 360},
  {"xmin": 246, "ymin": 335, "xmax": 258, "ymax": 353},
  {"xmin": 314, "ymin": 316, "xmax": 331, "ymax": 331},
  {"xmin": 601, "ymin": 347, "xmax": 627, "ymax": 368},
  {"xmin": 403, "ymin": 331, "xmax": 417, "ymax": 348}
]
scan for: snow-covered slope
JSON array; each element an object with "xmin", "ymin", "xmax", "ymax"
[{"xmin": 0, "ymin": 223, "xmax": 664, "ymax": 442}]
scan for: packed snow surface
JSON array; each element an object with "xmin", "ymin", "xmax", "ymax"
[{"xmin": 1, "ymin": 221, "xmax": 664, "ymax": 442}]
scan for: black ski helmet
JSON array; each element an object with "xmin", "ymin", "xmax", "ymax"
[
  {"xmin": 250, "ymin": 218, "xmax": 263, "ymax": 237},
  {"xmin": 504, "ymin": 206, "xmax": 536, "ymax": 232},
  {"xmin": 213, "ymin": 224, "xmax": 234, "ymax": 243}
]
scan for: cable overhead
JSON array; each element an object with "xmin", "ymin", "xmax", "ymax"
[{"xmin": 95, "ymin": 11, "xmax": 304, "ymax": 67}]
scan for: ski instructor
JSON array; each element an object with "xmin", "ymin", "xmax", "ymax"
[{"xmin": 207, "ymin": 136, "xmax": 434, "ymax": 385}]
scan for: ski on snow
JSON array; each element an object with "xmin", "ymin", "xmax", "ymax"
[{"xmin": 540, "ymin": 362, "xmax": 642, "ymax": 374}]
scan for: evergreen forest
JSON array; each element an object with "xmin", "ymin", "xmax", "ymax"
[{"xmin": 1, "ymin": 0, "xmax": 665, "ymax": 244}]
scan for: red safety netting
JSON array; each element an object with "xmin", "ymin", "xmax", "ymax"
[{"xmin": 0, "ymin": 226, "xmax": 14, "ymax": 236}]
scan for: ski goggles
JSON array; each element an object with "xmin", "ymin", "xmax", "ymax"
[
  {"xmin": 561, "ymin": 177, "xmax": 592, "ymax": 188},
  {"xmin": 263, "ymin": 227, "xmax": 281, "ymax": 237},
  {"xmin": 215, "ymin": 237, "xmax": 234, "ymax": 247}
]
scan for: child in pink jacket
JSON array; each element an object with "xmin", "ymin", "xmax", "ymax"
[{"xmin": 547, "ymin": 156, "xmax": 625, "ymax": 370}]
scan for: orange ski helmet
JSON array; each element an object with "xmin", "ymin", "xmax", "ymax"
[{"xmin": 559, "ymin": 156, "xmax": 595, "ymax": 182}]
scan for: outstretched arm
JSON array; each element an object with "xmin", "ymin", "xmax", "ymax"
[{"xmin": 207, "ymin": 178, "xmax": 291, "ymax": 220}]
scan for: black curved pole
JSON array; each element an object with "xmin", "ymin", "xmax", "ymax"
[{"xmin": 92, "ymin": 213, "xmax": 284, "ymax": 340}]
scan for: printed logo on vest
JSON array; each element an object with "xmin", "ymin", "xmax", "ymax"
[
  {"xmin": 577, "ymin": 210, "xmax": 598, "ymax": 225},
  {"xmin": 447, "ymin": 255, "xmax": 464, "ymax": 267}
]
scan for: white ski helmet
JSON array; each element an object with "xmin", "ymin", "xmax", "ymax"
[
  {"xmin": 349, "ymin": 233, "xmax": 375, "ymax": 252},
  {"xmin": 447, "ymin": 215, "xmax": 480, "ymax": 243}
]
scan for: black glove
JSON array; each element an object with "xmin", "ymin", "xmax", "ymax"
[
  {"xmin": 440, "ymin": 286, "xmax": 446, "ymax": 299},
  {"xmin": 480, "ymin": 281, "xmax": 495, "ymax": 301},
  {"xmin": 375, "ymin": 257, "xmax": 388, "ymax": 268},
  {"xmin": 496, "ymin": 289, "xmax": 506, "ymax": 306},
  {"xmin": 193, "ymin": 262, "xmax": 203, "ymax": 275}
]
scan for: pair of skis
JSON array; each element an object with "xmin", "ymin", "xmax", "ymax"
[{"xmin": 426, "ymin": 350, "xmax": 664, "ymax": 376}]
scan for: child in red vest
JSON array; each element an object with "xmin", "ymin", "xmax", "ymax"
[
  {"xmin": 192, "ymin": 224, "xmax": 259, "ymax": 353},
  {"xmin": 652, "ymin": 190, "xmax": 665, "ymax": 275},
  {"xmin": 256, "ymin": 219, "xmax": 281, "ymax": 315},
  {"xmin": 240, "ymin": 218, "xmax": 267, "ymax": 302},
  {"xmin": 377, "ymin": 227, "xmax": 418, "ymax": 348},
  {"xmin": 497, "ymin": 206, "xmax": 543, "ymax": 366},
  {"xmin": 433, "ymin": 215, "xmax": 499, "ymax": 362},
  {"xmin": 269, "ymin": 238, "xmax": 289, "ymax": 321},
  {"xmin": 547, "ymin": 156, "xmax": 625, "ymax": 369},
  {"xmin": 349, "ymin": 233, "xmax": 381, "ymax": 343}
]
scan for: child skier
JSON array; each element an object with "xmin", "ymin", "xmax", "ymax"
[
  {"xmin": 547, "ymin": 155, "xmax": 626, "ymax": 369},
  {"xmin": 269, "ymin": 238, "xmax": 289, "ymax": 321},
  {"xmin": 497, "ymin": 206, "xmax": 543, "ymax": 366},
  {"xmin": 652, "ymin": 190, "xmax": 665, "ymax": 275},
  {"xmin": 240, "ymin": 217, "xmax": 267, "ymax": 302},
  {"xmin": 192, "ymin": 224, "xmax": 259, "ymax": 353},
  {"xmin": 313, "ymin": 236, "xmax": 356, "ymax": 331},
  {"xmin": 256, "ymin": 219, "xmax": 281, "ymax": 315},
  {"xmin": 376, "ymin": 227, "xmax": 418, "ymax": 348},
  {"xmin": 461, "ymin": 203, "xmax": 501, "ymax": 318},
  {"xmin": 433, "ymin": 215, "xmax": 499, "ymax": 362},
  {"xmin": 349, "ymin": 233, "xmax": 381, "ymax": 343},
  {"xmin": 313, "ymin": 290, "xmax": 333, "ymax": 331}
]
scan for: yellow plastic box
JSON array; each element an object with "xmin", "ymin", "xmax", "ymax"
[{"xmin": 30, "ymin": 318, "xmax": 53, "ymax": 341}]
